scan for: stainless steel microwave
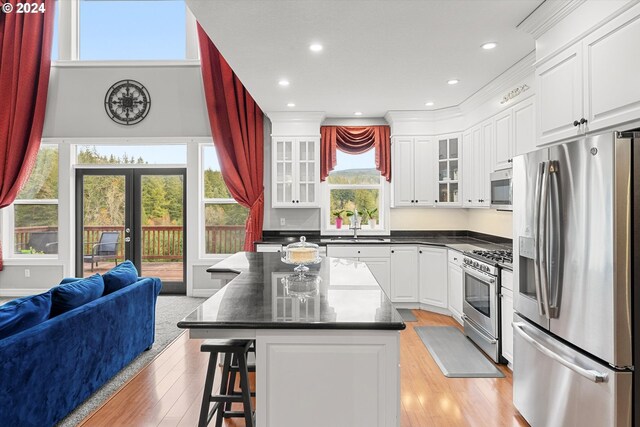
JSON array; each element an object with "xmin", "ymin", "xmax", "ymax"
[{"xmin": 490, "ymin": 169, "xmax": 512, "ymax": 211}]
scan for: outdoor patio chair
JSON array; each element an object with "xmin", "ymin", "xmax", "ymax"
[
  {"xmin": 15, "ymin": 231, "xmax": 58, "ymax": 254},
  {"xmin": 84, "ymin": 231, "xmax": 120, "ymax": 271}
]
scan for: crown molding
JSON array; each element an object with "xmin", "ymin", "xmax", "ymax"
[
  {"xmin": 459, "ymin": 51, "xmax": 535, "ymax": 115},
  {"xmin": 517, "ymin": 0, "xmax": 587, "ymax": 39},
  {"xmin": 265, "ymin": 111, "xmax": 326, "ymax": 124}
]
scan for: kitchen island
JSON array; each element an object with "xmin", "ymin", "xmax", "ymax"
[{"xmin": 179, "ymin": 252, "xmax": 405, "ymax": 427}]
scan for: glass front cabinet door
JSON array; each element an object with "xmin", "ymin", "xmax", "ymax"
[
  {"xmin": 272, "ymin": 137, "xmax": 320, "ymax": 208},
  {"xmin": 436, "ymin": 134, "xmax": 461, "ymax": 206}
]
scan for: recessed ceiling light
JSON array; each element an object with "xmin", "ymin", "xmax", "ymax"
[
  {"xmin": 309, "ymin": 43, "xmax": 323, "ymax": 52},
  {"xmin": 447, "ymin": 79, "xmax": 459, "ymax": 85},
  {"xmin": 354, "ymin": 112, "xmax": 363, "ymax": 116},
  {"xmin": 425, "ymin": 101, "xmax": 434, "ymax": 107},
  {"xmin": 481, "ymin": 42, "xmax": 497, "ymax": 50},
  {"xmin": 287, "ymin": 103, "xmax": 296, "ymax": 107},
  {"xmin": 278, "ymin": 79, "xmax": 290, "ymax": 87}
]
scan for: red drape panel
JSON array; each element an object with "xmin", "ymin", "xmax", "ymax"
[
  {"xmin": 197, "ymin": 24, "xmax": 264, "ymax": 252},
  {"xmin": 320, "ymin": 126, "xmax": 391, "ymax": 181},
  {"xmin": 0, "ymin": 0, "xmax": 54, "ymax": 270}
]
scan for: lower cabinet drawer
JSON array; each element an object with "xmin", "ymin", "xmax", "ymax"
[
  {"xmin": 447, "ymin": 249, "xmax": 463, "ymax": 266},
  {"xmin": 327, "ymin": 245, "xmax": 390, "ymax": 259}
]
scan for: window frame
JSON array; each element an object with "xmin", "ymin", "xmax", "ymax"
[
  {"xmin": 200, "ymin": 145, "xmax": 247, "ymax": 257},
  {"xmin": 4, "ymin": 144, "xmax": 60, "ymax": 260},
  {"xmin": 56, "ymin": 0, "xmax": 199, "ymax": 62},
  {"xmin": 321, "ymin": 154, "xmax": 390, "ymax": 236}
]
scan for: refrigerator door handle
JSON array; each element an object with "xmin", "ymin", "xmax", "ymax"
[
  {"xmin": 513, "ymin": 322, "xmax": 609, "ymax": 383},
  {"xmin": 538, "ymin": 162, "xmax": 552, "ymax": 320},
  {"xmin": 533, "ymin": 162, "xmax": 546, "ymax": 316}
]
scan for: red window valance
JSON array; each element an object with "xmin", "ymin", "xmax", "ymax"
[{"xmin": 320, "ymin": 126, "xmax": 391, "ymax": 181}]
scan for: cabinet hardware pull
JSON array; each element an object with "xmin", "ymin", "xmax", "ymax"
[
  {"xmin": 573, "ymin": 120, "xmax": 580, "ymax": 127},
  {"xmin": 580, "ymin": 117, "xmax": 587, "ymax": 125}
]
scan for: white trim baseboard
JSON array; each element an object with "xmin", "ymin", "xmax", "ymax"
[{"xmin": 0, "ymin": 288, "xmax": 50, "ymax": 298}]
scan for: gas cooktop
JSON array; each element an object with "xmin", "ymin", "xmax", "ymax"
[{"xmin": 468, "ymin": 249, "xmax": 513, "ymax": 266}]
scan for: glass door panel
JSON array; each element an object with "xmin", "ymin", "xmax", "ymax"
[
  {"xmin": 138, "ymin": 173, "xmax": 184, "ymax": 287},
  {"xmin": 78, "ymin": 172, "xmax": 131, "ymax": 278}
]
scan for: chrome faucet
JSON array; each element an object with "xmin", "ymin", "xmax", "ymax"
[{"xmin": 350, "ymin": 208, "xmax": 361, "ymax": 238}]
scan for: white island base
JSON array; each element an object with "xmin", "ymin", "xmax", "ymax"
[{"xmin": 189, "ymin": 328, "xmax": 400, "ymax": 427}]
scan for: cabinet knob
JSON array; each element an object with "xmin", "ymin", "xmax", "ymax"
[
  {"xmin": 573, "ymin": 120, "xmax": 580, "ymax": 127},
  {"xmin": 357, "ymin": 250, "xmax": 360, "ymax": 254},
  {"xmin": 391, "ymin": 250, "xmax": 395, "ymax": 253},
  {"xmin": 580, "ymin": 117, "xmax": 588, "ymax": 125},
  {"xmin": 415, "ymin": 200, "xmax": 419, "ymax": 203},
  {"xmin": 434, "ymin": 200, "xmax": 438, "ymax": 203},
  {"xmin": 508, "ymin": 159, "xmax": 512, "ymax": 163},
  {"xmin": 419, "ymin": 250, "xmax": 422, "ymax": 254}
]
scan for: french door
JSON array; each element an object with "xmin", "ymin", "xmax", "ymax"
[{"xmin": 75, "ymin": 168, "xmax": 186, "ymax": 294}]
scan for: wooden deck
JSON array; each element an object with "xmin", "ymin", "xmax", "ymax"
[
  {"xmin": 80, "ymin": 310, "xmax": 529, "ymax": 427},
  {"xmin": 83, "ymin": 262, "xmax": 184, "ymax": 282}
]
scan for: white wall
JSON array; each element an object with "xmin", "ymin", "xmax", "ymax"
[{"xmin": 44, "ymin": 62, "xmax": 210, "ymax": 138}]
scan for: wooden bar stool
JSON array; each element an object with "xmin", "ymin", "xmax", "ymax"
[{"xmin": 199, "ymin": 339, "xmax": 255, "ymax": 427}]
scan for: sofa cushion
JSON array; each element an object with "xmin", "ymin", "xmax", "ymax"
[
  {"xmin": 51, "ymin": 274, "xmax": 104, "ymax": 317},
  {"xmin": 0, "ymin": 291, "xmax": 52, "ymax": 340},
  {"xmin": 103, "ymin": 260, "xmax": 138, "ymax": 295}
]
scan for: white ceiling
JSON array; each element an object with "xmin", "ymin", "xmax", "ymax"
[{"xmin": 187, "ymin": 0, "xmax": 542, "ymax": 118}]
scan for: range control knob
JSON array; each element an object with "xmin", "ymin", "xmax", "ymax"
[{"xmin": 473, "ymin": 261, "xmax": 479, "ymax": 268}]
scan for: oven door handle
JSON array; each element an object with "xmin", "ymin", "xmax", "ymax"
[
  {"xmin": 461, "ymin": 265, "xmax": 496, "ymax": 284},
  {"xmin": 463, "ymin": 315, "xmax": 497, "ymax": 344},
  {"xmin": 513, "ymin": 322, "xmax": 608, "ymax": 383}
]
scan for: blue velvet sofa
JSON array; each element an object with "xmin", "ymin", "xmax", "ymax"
[{"xmin": 0, "ymin": 276, "xmax": 162, "ymax": 427}]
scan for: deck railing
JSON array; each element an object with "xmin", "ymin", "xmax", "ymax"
[{"xmin": 14, "ymin": 224, "xmax": 246, "ymax": 258}]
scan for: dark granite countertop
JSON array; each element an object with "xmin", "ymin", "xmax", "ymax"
[
  {"xmin": 256, "ymin": 231, "xmax": 512, "ymax": 253},
  {"xmin": 179, "ymin": 252, "xmax": 406, "ymax": 331}
]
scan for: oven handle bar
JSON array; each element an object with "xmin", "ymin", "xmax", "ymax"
[
  {"xmin": 513, "ymin": 322, "xmax": 608, "ymax": 383},
  {"xmin": 463, "ymin": 315, "xmax": 497, "ymax": 344},
  {"xmin": 461, "ymin": 264, "xmax": 496, "ymax": 284}
]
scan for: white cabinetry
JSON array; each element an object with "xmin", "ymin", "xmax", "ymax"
[
  {"xmin": 513, "ymin": 97, "xmax": 536, "ymax": 156},
  {"xmin": 392, "ymin": 137, "xmax": 435, "ymax": 207},
  {"xmin": 493, "ymin": 109, "xmax": 513, "ymax": 170},
  {"xmin": 462, "ymin": 125, "xmax": 490, "ymax": 208},
  {"xmin": 271, "ymin": 137, "xmax": 320, "ymax": 208},
  {"xmin": 536, "ymin": 43, "xmax": 584, "ymax": 145},
  {"xmin": 583, "ymin": 7, "xmax": 640, "ymax": 132},
  {"xmin": 501, "ymin": 268, "xmax": 514, "ymax": 365},
  {"xmin": 256, "ymin": 244, "xmax": 283, "ymax": 253},
  {"xmin": 447, "ymin": 250, "xmax": 464, "ymax": 324},
  {"xmin": 326, "ymin": 245, "xmax": 391, "ymax": 296},
  {"xmin": 435, "ymin": 135, "xmax": 461, "ymax": 206},
  {"xmin": 390, "ymin": 246, "xmax": 418, "ymax": 302},
  {"xmin": 418, "ymin": 246, "xmax": 448, "ymax": 309},
  {"xmin": 536, "ymin": 3, "xmax": 640, "ymax": 145}
]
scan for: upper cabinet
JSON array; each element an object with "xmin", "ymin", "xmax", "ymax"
[
  {"xmin": 463, "ymin": 124, "xmax": 491, "ymax": 208},
  {"xmin": 513, "ymin": 98, "xmax": 536, "ymax": 156},
  {"xmin": 272, "ymin": 137, "xmax": 320, "ymax": 208},
  {"xmin": 493, "ymin": 109, "xmax": 513, "ymax": 171},
  {"xmin": 536, "ymin": 43, "xmax": 584, "ymax": 145},
  {"xmin": 392, "ymin": 136, "xmax": 436, "ymax": 207},
  {"xmin": 536, "ymin": 4, "xmax": 640, "ymax": 145},
  {"xmin": 435, "ymin": 135, "xmax": 461, "ymax": 206}
]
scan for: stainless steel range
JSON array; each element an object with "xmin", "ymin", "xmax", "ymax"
[{"xmin": 462, "ymin": 249, "xmax": 512, "ymax": 363}]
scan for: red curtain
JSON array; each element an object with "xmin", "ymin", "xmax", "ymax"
[
  {"xmin": 320, "ymin": 126, "xmax": 391, "ymax": 181},
  {"xmin": 197, "ymin": 24, "xmax": 264, "ymax": 252},
  {"xmin": 0, "ymin": 0, "xmax": 55, "ymax": 270}
]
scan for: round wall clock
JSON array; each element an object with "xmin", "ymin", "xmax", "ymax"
[{"xmin": 104, "ymin": 80, "xmax": 151, "ymax": 125}]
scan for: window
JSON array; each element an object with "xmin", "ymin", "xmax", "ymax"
[
  {"xmin": 202, "ymin": 146, "xmax": 248, "ymax": 254},
  {"xmin": 325, "ymin": 150, "xmax": 385, "ymax": 232},
  {"xmin": 76, "ymin": 145, "xmax": 187, "ymax": 164},
  {"xmin": 13, "ymin": 146, "xmax": 59, "ymax": 255},
  {"xmin": 79, "ymin": 0, "xmax": 187, "ymax": 60}
]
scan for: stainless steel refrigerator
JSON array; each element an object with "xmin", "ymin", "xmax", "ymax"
[{"xmin": 512, "ymin": 131, "xmax": 638, "ymax": 427}]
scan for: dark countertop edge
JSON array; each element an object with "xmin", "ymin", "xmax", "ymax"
[
  {"xmin": 177, "ymin": 321, "xmax": 407, "ymax": 331},
  {"xmin": 205, "ymin": 266, "xmax": 242, "ymax": 274}
]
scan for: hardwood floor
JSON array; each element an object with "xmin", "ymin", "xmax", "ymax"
[{"xmin": 80, "ymin": 310, "xmax": 529, "ymax": 427}]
